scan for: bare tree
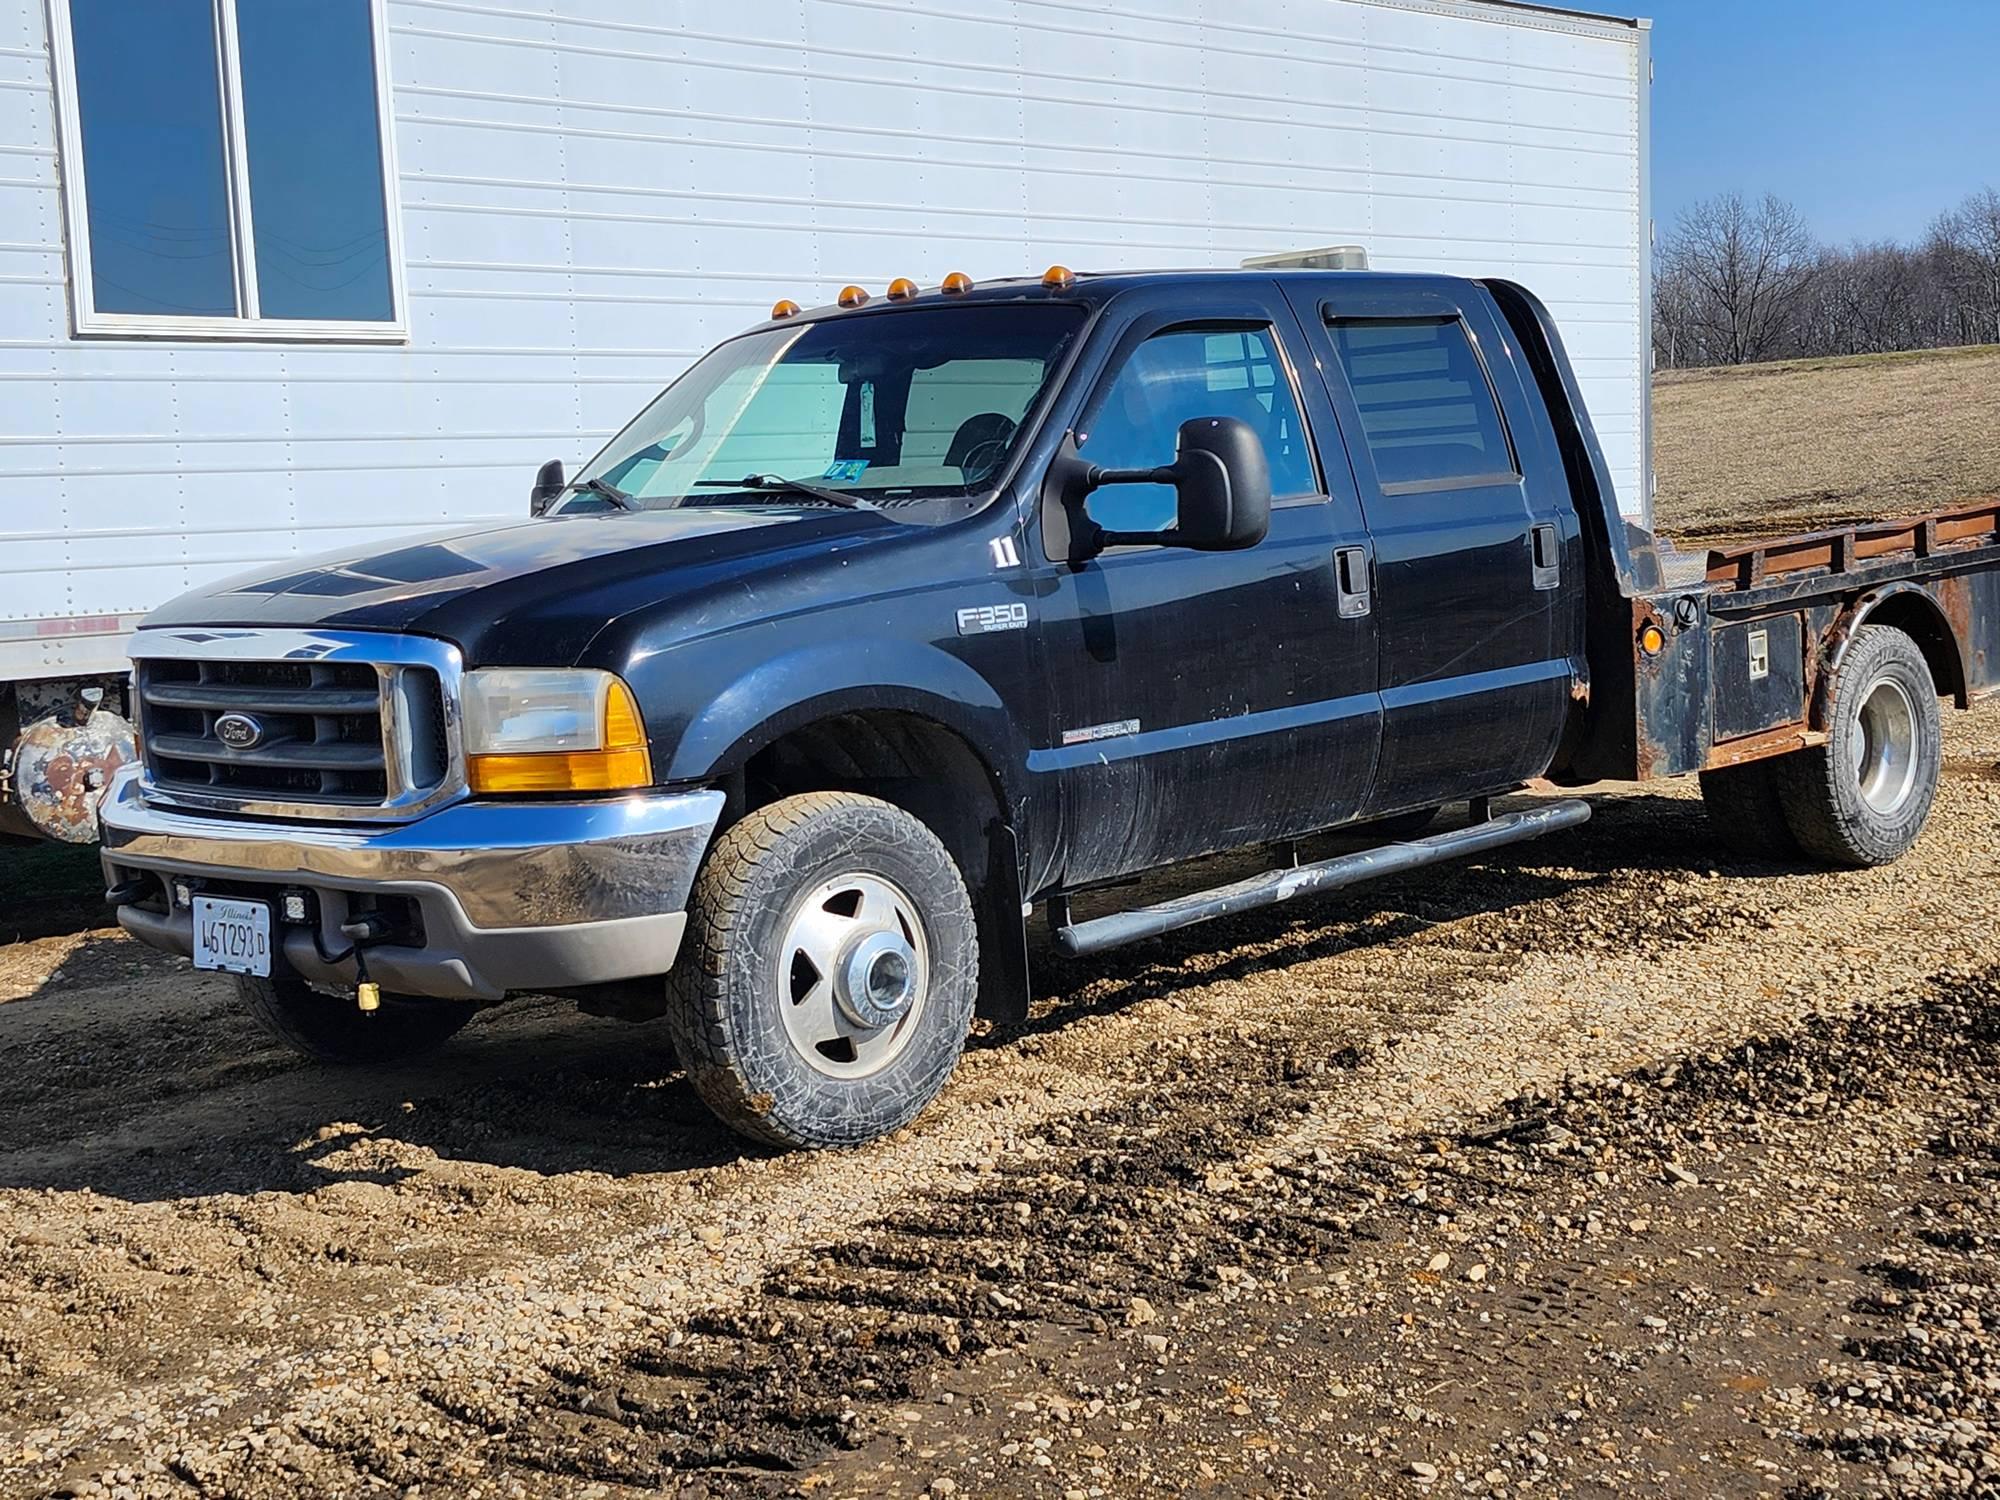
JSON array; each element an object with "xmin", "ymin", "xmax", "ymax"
[
  {"xmin": 1653, "ymin": 185, "xmax": 2000, "ymax": 368},
  {"xmin": 1932, "ymin": 187, "xmax": 2000, "ymax": 344},
  {"xmin": 1661, "ymin": 193, "xmax": 1820, "ymax": 365},
  {"xmin": 1651, "ymin": 259, "xmax": 1701, "ymax": 370}
]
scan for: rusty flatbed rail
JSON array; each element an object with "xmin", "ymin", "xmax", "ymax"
[{"xmin": 1705, "ymin": 498, "xmax": 2000, "ymax": 592}]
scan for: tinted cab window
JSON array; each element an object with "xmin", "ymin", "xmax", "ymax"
[
  {"xmin": 1080, "ymin": 326, "xmax": 1318, "ymax": 533},
  {"xmin": 1331, "ymin": 319, "xmax": 1517, "ymax": 490}
]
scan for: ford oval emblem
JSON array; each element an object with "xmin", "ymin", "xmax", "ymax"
[{"xmin": 214, "ymin": 712, "xmax": 265, "ymax": 751}]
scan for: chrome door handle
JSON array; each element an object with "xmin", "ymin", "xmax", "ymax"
[{"xmin": 1530, "ymin": 523, "xmax": 1561, "ymax": 591}]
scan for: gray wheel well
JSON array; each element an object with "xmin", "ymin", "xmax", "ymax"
[
  {"xmin": 730, "ymin": 710, "xmax": 1032, "ymax": 1022},
  {"xmin": 740, "ymin": 710, "xmax": 1007, "ymax": 892},
  {"xmin": 1858, "ymin": 594, "xmax": 1967, "ymax": 708}
]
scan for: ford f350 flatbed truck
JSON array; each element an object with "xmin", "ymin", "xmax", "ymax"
[{"xmin": 97, "ymin": 266, "xmax": 2000, "ymax": 1150}]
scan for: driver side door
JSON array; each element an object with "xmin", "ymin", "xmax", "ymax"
[{"xmin": 1028, "ymin": 284, "xmax": 1382, "ymax": 887}]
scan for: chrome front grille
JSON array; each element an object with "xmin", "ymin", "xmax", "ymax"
[
  {"xmin": 129, "ymin": 628, "xmax": 465, "ymax": 822},
  {"xmin": 140, "ymin": 658, "xmax": 396, "ymax": 802}
]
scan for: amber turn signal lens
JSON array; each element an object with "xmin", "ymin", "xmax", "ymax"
[
  {"xmin": 837, "ymin": 285, "xmax": 870, "ymax": 308},
  {"xmin": 1639, "ymin": 623, "xmax": 1667, "ymax": 656},
  {"xmin": 939, "ymin": 271, "xmax": 973, "ymax": 295},
  {"xmin": 770, "ymin": 299, "xmax": 801, "ymax": 319},
  {"xmin": 466, "ymin": 678, "xmax": 653, "ymax": 794},
  {"xmin": 886, "ymin": 277, "xmax": 920, "ymax": 301},
  {"xmin": 1042, "ymin": 264, "xmax": 1076, "ymax": 288}
]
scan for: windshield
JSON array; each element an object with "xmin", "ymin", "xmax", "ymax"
[{"xmin": 571, "ymin": 304, "xmax": 1087, "ymax": 511}]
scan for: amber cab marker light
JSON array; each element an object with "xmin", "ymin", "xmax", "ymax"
[
  {"xmin": 940, "ymin": 271, "xmax": 974, "ymax": 295},
  {"xmin": 837, "ymin": 284, "xmax": 871, "ymax": 308},
  {"xmin": 1639, "ymin": 623, "xmax": 1667, "ymax": 656},
  {"xmin": 770, "ymin": 298, "xmax": 801, "ymax": 320},
  {"xmin": 1042, "ymin": 264, "xmax": 1076, "ymax": 289},
  {"xmin": 886, "ymin": 277, "xmax": 920, "ymax": 301}
]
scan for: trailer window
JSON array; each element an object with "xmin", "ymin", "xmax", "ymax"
[
  {"xmin": 52, "ymin": 0, "xmax": 403, "ymax": 338},
  {"xmin": 1330, "ymin": 319, "xmax": 1518, "ymax": 492}
]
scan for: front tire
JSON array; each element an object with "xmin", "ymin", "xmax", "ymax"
[
  {"xmin": 666, "ymin": 792, "xmax": 980, "ymax": 1150},
  {"xmin": 236, "ymin": 975, "xmax": 474, "ymax": 1064},
  {"xmin": 1776, "ymin": 625, "xmax": 1942, "ymax": 867}
]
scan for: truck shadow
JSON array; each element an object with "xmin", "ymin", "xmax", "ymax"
[
  {"xmin": 0, "ymin": 839, "xmax": 111, "ymax": 943},
  {"xmin": 988, "ymin": 785, "xmax": 1800, "ymax": 1045},
  {"xmin": 0, "ymin": 790, "xmax": 1808, "ymax": 1205}
]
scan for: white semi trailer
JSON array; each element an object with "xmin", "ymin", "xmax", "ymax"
[{"xmin": 0, "ymin": 0, "xmax": 1652, "ymax": 840}]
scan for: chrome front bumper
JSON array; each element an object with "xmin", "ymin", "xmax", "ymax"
[{"xmin": 98, "ymin": 766, "xmax": 725, "ymax": 1001}]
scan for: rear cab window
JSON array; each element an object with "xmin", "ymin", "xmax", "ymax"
[{"xmin": 1328, "ymin": 318, "xmax": 1520, "ymax": 493}]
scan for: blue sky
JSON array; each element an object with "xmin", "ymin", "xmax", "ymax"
[{"xmin": 1647, "ymin": 0, "xmax": 1999, "ymax": 245}]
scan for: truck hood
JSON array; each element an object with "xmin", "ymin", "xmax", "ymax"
[{"xmin": 142, "ymin": 505, "xmax": 890, "ymax": 665}]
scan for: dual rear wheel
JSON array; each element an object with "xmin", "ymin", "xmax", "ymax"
[{"xmin": 1700, "ymin": 624, "xmax": 1942, "ymax": 868}]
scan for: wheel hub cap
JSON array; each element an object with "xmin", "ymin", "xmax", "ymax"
[
  {"xmin": 1856, "ymin": 678, "xmax": 1918, "ymax": 815},
  {"xmin": 776, "ymin": 872, "xmax": 931, "ymax": 1079},
  {"xmin": 837, "ymin": 928, "xmax": 920, "ymax": 1029}
]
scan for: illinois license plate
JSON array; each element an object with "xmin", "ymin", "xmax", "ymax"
[{"xmin": 192, "ymin": 896, "xmax": 272, "ymax": 977}]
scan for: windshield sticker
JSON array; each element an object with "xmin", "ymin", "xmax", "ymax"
[{"xmin": 822, "ymin": 459, "xmax": 870, "ymax": 483}]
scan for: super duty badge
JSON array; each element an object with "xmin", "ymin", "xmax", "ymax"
[{"xmin": 956, "ymin": 602, "xmax": 1029, "ymax": 636}]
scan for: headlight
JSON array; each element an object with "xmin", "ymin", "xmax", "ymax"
[{"xmin": 462, "ymin": 668, "xmax": 652, "ymax": 794}]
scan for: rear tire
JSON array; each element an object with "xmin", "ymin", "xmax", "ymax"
[
  {"xmin": 1775, "ymin": 625, "xmax": 1941, "ymax": 868},
  {"xmin": 1698, "ymin": 760, "xmax": 1799, "ymax": 860},
  {"xmin": 236, "ymin": 975, "xmax": 474, "ymax": 1064},
  {"xmin": 666, "ymin": 792, "xmax": 979, "ymax": 1151}
]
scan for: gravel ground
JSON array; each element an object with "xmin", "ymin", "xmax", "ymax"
[{"xmin": 0, "ymin": 703, "xmax": 1995, "ymax": 1499}]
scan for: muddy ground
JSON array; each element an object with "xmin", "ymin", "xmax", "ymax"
[{"xmin": 1, "ymin": 706, "xmax": 1997, "ymax": 1499}]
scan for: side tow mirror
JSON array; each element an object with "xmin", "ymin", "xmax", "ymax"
[
  {"xmin": 1066, "ymin": 416, "xmax": 1273, "ymax": 557},
  {"xmin": 530, "ymin": 457, "xmax": 566, "ymax": 516},
  {"xmin": 1164, "ymin": 416, "xmax": 1272, "ymax": 551}
]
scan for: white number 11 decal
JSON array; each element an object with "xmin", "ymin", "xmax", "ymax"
[{"xmin": 989, "ymin": 535, "xmax": 1021, "ymax": 569}]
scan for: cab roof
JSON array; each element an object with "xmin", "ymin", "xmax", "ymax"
[{"xmin": 772, "ymin": 266, "xmax": 1480, "ymax": 324}]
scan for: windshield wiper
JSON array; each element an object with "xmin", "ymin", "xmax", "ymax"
[
  {"xmin": 694, "ymin": 474, "xmax": 879, "ymax": 511},
  {"xmin": 565, "ymin": 476, "xmax": 636, "ymax": 510}
]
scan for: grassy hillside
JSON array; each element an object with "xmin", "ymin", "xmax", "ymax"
[{"xmin": 1652, "ymin": 344, "xmax": 2000, "ymax": 544}]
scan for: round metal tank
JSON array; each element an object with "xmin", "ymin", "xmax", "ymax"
[{"xmin": 6, "ymin": 707, "xmax": 137, "ymax": 844}]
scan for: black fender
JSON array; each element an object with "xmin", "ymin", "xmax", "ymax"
[
  {"xmin": 658, "ymin": 638, "xmax": 1036, "ymax": 1022},
  {"xmin": 658, "ymin": 636, "xmax": 1028, "ymax": 796}
]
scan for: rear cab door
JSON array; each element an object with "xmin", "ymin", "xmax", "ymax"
[{"xmin": 1285, "ymin": 278, "xmax": 1584, "ymax": 815}]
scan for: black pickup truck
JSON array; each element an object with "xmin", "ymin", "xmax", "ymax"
[{"xmin": 99, "ymin": 266, "xmax": 2000, "ymax": 1149}]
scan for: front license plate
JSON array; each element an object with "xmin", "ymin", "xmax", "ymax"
[{"xmin": 192, "ymin": 896, "xmax": 272, "ymax": 977}]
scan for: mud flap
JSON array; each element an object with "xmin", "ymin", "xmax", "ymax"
[{"xmin": 974, "ymin": 819, "xmax": 1031, "ymax": 1023}]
